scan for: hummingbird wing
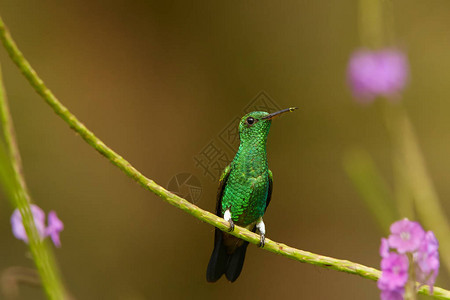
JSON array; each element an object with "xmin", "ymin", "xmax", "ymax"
[
  {"xmin": 215, "ymin": 164, "xmax": 232, "ymax": 217},
  {"xmin": 264, "ymin": 169, "xmax": 273, "ymax": 212},
  {"xmin": 207, "ymin": 164, "xmax": 232, "ymax": 282}
]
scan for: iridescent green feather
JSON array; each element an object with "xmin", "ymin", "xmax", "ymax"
[{"xmin": 219, "ymin": 111, "xmax": 273, "ymax": 225}]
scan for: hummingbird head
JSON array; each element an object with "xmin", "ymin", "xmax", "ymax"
[{"xmin": 238, "ymin": 107, "xmax": 298, "ymax": 142}]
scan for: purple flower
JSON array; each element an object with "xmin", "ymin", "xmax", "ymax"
[
  {"xmin": 378, "ymin": 253, "xmax": 409, "ymax": 290},
  {"xmin": 380, "ymin": 289, "xmax": 404, "ymax": 300},
  {"xmin": 378, "ymin": 219, "xmax": 440, "ymax": 298},
  {"xmin": 46, "ymin": 211, "xmax": 64, "ymax": 248},
  {"xmin": 347, "ymin": 48, "xmax": 409, "ymax": 102},
  {"xmin": 380, "ymin": 238, "xmax": 390, "ymax": 258},
  {"xmin": 11, "ymin": 204, "xmax": 46, "ymax": 242},
  {"xmin": 415, "ymin": 231, "xmax": 439, "ymax": 290},
  {"xmin": 388, "ymin": 219, "xmax": 425, "ymax": 254},
  {"xmin": 420, "ymin": 231, "xmax": 439, "ymax": 254},
  {"xmin": 11, "ymin": 205, "xmax": 63, "ymax": 247}
]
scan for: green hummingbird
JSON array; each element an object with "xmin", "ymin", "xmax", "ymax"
[{"xmin": 206, "ymin": 107, "xmax": 297, "ymax": 282}]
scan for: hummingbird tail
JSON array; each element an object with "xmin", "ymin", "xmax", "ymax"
[
  {"xmin": 225, "ymin": 240, "xmax": 249, "ymax": 282},
  {"xmin": 206, "ymin": 228, "xmax": 229, "ymax": 282},
  {"xmin": 206, "ymin": 228, "xmax": 249, "ymax": 283}
]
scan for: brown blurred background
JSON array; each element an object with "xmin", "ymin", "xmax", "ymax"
[{"xmin": 0, "ymin": 1, "xmax": 449, "ymax": 299}]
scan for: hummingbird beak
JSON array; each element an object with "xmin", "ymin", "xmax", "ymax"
[{"xmin": 261, "ymin": 107, "xmax": 298, "ymax": 120}]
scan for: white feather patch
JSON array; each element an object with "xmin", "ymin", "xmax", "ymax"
[
  {"xmin": 256, "ymin": 218, "xmax": 266, "ymax": 235},
  {"xmin": 224, "ymin": 209, "xmax": 232, "ymax": 222}
]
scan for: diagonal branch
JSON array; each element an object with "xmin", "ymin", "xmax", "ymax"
[{"xmin": 0, "ymin": 15, "xmax": 448, "ymax": 299}]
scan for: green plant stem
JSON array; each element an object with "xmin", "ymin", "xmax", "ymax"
[
  {"xmin": 343, "ymin": 148, "xmax": 397, "ymax": 233},
  {"xmin": 358, "ymin": 0, "xmax": 384, "ymax": 48},
  {"xmin": 405, "ymin": 253, "xmax": 417, "ymax": 300},
  {"xmin": 0, "ymin": 66, "xmax": 66, "ymax": 298},
  {"xmin": 0, "ymin": 15, "xmax": 449, "ymax": 299},
  {"xmin": 378, "ymin": 101, "xmax": 416, "ymax": 220},
  {"xmin": 0, "ymin": 68, "xmax": 25, "ymax": 189},
  {"xmin": 382, "ymin": 102, "xmax": 450, "ymax": 275}
]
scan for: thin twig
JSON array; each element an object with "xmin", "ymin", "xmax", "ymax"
[{"xmin": 0, "ymin": 15, "xmax": 448, "ymax": 299}]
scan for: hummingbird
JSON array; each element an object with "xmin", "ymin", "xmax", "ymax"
[{"xmin": 206, "ymin": 107, "xmax": 297, "ymax": 282}]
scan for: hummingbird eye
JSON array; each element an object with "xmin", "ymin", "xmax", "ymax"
[{"xmin": 246, "ymin": 117, "xmax": 255, "ymax": 125}]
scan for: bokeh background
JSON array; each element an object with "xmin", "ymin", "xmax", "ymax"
[{"xmin": 0, "ymin": 1, "xmax": 449, "ymax": 299}]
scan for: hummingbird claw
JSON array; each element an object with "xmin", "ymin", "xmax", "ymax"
[
  {"xmin": 259, "ymin": 234, "xmax": 265, "ymax": 248},
  {"xmin": 228, "ymin": 219, "xmax": 235, "ymax": 232}
]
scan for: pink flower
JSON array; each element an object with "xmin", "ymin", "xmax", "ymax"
[
  {"xmin": 380, "ymin": 288, "xmax": 404, "ymax": 300},
  {"xmin": 388, "ymin": 219, "xmax": 425, "ymax": 254},
  {"xmin": 46, "ymin": 211, "xmax": 64, "ymax": 248},
  {"xmin": 378, "ymin": 219, "xmax": 440, "ymax": 298},
  {"xmin": 347, "ymin": 48, "xmax": 409, "ymax": 102},
  {"xmin": 378, "ymin": 253, "xmax": 409, "ymax": 291},
  {"xmin": 415, "ymin": 231, "xmax": 439, "ymax": 291},
  {"xmin": 11, "ymin": 204, "xmax": 46, "ymax": 242},
  {"xmin": 11, "ymin": 205, "xmax": 63, "ymax": 247},
  {"xmin": 380, "ymin": 238, "xmax": 390, "ymax": 258}
]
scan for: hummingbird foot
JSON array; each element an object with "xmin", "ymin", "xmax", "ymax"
[
  {"xmin": 259, "ymin": 234, "xmax": 265, "ymax": 248},
  {"xmin": 224, "ymin": 208, "xmax": 235, "ymax": 232},
  {"xmin": 228, "ymin": 220, "xmax": 235, "ymax": 232},
  {"xmin": 256, "ymin": 218, "xmax": 266, "ymax": 248}
]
